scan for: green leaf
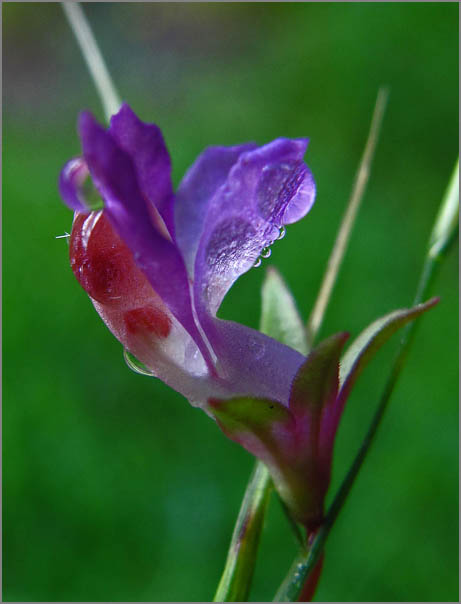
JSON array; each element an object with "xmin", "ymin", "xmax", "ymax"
[
  {"xmin": 261, "ymin": 267, "xmax": 309, "ymax": 354},
  {"xmin": 339, "ymin": 298, "xmax": 439, "ymax": 397}
]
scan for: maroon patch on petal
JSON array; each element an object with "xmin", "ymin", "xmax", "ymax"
[
  {"xmin": 124, "ymin": 306, "xmax": 171, "ymax": 338},
  {"xmin": 70, "ymin": 211, "xmax": 147, "ymax": 306}
]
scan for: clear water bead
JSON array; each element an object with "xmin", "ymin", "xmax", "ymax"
[
  {"xmin": 253, "ymin": 258, "xmax": 262, "ymax": 268},
  {"xmin": 260, "ymin": 246, "xmax": 272, "ymax": 259},
  {"xmin": 123, "ymin": 349, "xmax": 155, "ymax": 376},
  {"xmin": 277, "ymin": 225, "xmax": 286, "ymax": 240}
]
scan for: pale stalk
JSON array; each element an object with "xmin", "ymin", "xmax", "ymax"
[
  {"xmin": 62, "ymin": 2, "xmax": 121, "ymax": 122},
  {"xmin": 214, "ymin": 90, "xmax": 389, "ymax": 601},
  {"xmin": 307, "ymin": 87, "xmax": 389, "ymax": 345},
  {"xmin": 274, "ymin": 159, "xmax": 459, "ymax": 602},
  {"xmin": 213, "ymin": 463, "xmax": 272, "ymax": 602}
]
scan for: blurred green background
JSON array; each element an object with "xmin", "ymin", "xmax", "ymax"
[{"xmin": 3, "ymin": 3, "xmax": 458, "ymax": 602}]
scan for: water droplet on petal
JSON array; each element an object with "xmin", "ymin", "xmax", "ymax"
[
  {"xmin": 277, "ymin": 225, "xmax": 286, "ymax": 240},
  {"xmin": 253, "ymin": 258, "xmax": 262, "ymax": 268},
  {"xmin": 123, "ymin": 349, "xmax": 155, "ymax": 376},
  {"xmin": 248, "ymin": 336, "xmax": 265, "ymax": 359},
  {"xmin": 260, "ymin": 246, "xmax": 272, "ymax": 259}
]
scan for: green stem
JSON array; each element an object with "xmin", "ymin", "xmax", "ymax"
[
  {"xmin": 61, "ymin": 2, "xmax": 121, "ymax": 121},
  {"xmin": 307, "ymin": 88, "xmax": 389, "ymax": 344},
  {"xmin": 213, "ymin": 462, "xmax": 272, "ymax": 602},
  {"xmin": 273, "ymin": 159, "xmax": 459, "ymax": 602}
]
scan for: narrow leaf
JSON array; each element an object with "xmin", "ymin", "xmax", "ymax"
[{"xmin": 261, "ymin": 267, "xmax": 309, "ymax": 354}]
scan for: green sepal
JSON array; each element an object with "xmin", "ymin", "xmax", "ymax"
[
  {"xmin": 339, "ymin": 297, "xmax": 439, "ymax": 398},
  {"xmin": 290, "ymin": 332, "xmax": 349, "ymax": 420},
  {"xmin": 261, "ymin": 267, "xmax": 309, "ymax": 354},
  {"xmin": 209, "ymin": 396, "xmax": 295, "ymax": 462},
  {"xmin": 209, "ymin": 395, "xmax": 309, "ymax": 521}
]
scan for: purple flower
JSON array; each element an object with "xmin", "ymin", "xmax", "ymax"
[
  {"xmin": 59, "ymin": 103, "xmax": 316, "ymax": 408},
  {"xmin": 59, "ymin": 103, "xmax": 437, "ymax": 531}
]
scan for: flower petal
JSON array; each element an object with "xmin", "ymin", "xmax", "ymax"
[
  {"xmin": 109, "ymin": 103, "xmax": 175, "ymax": 236},
  {"xmin": 207, "ymin": 317, "xmax": 306, "ymax": 406},
  {"xmin": 193, "ymin": 138, "xmax": 316, "ymax": 317},
  {"xmin": 59, "ymin": 156, "xmax": 91, "ymax": 212},
  {"xmin": 77, "ymin": 110, "xmax": 215, "ymax": 370},
  {"xmin": 69, "ymin": 211, "xmax": 222, "ymax": 404},
  {"xmin": 175, "ymin": 143, "xmax": 258, "ymax": 274}
]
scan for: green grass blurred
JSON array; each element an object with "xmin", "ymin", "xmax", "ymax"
[{"xmin": 3, "ymin": 3, "xmax": 458, "ymax": 602}]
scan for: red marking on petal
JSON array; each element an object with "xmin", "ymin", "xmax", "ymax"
[
  {"xmin": 70, "ymin": 211, "xmax": 147, "ymax": 306},
  {"xmin": 124, "ymin": 306, "xmax": 171, "ymax": 338}
]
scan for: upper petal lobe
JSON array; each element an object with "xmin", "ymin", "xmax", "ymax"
[
  {"xmin": 109, "ymin": 103, "xmax": 175, "ymax": 236},
  {"xmin": 175, "ymin": 143, "xmax": 258, "ymax": 274},
  {"xmin": 192, "ymin": 138, "xmax": 316, "ymax": 318}
]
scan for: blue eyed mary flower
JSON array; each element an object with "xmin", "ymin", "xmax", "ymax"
[{"xmin": 59, "ymin": 104, "xmax": 436, "ymax": 531}]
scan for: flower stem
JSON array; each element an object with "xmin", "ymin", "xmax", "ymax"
[
  {"xmin": 61, "ymin": 2, "xmax": 121, "ymax": 121},
  {"xmin": 213, "ymin": 462, "xmax": 272, "ymax": 602},
  {"xmin": 273, "ymin": 158, "xmax": 459, "ymax": 602},
  {"xmin": 307, "ymin": 87, "xmax": 389, "ymax": 345}
]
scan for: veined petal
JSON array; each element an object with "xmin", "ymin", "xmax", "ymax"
[
  {"xmin": 175, "ymin": 143, "xmax": 258, "ymax": 274},
  {"xmin": 193, "ymin": 138, "xmax": 316, "ymax": 317},
  {"xmin": 109, "ymin": 103, "xmax": 175, "ymax": 237},
  {"xmin": 206, "ymin": 317, "xmax": 306, "ymax": 406},
  {"xmin": 78, "ymin": 110, "xmax": 214, "ymax": 370}
]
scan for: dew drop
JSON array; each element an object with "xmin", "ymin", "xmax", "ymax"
[
  {"xmin": 260, "ymin": 246, "xmax": 272, "ymax": 259},
  {"xmin": 253, "ymin": 257, "xmax": 262, "ymax": 268},
  {"xmin": 123, "ymin": 349, "xmax": 155, "ymax": 376},
  {"xmin": 248, "ymin": 336, "xmax": 265, "ymax": 359},
  {"xmin": 277, "ymin": 225, "xmax": 286, "ymax": 240}
]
